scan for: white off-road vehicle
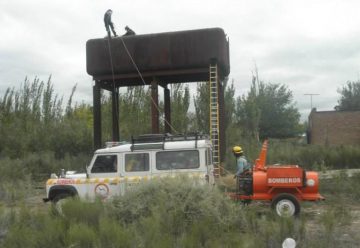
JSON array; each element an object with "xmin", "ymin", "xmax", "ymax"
[{"xmin": 43, "ymin": 134, "xmax": 215, "ymax": 204}]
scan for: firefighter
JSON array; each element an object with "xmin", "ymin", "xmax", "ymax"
[
  {"xmin": 123, "ymin": 26, "xmax": 136, "ymax": 36},
  {"xmin": 233, "ymin": 146, "xmax": 250, "ymax": 176},
  {"xmin": 104, "ymin": 9, "xmax": 117, "ymax": 37},
  {"xmin": 233, "ymin": 146, "xmax": 252, "ymax": 195}
]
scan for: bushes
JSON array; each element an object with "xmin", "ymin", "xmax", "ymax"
[
  {"xmin": 252, "ymin": 139, "xmax": 360, "ymax": 170},
  {"xmin": 2, "ymin": 176, "xmax": 345, "ymax": 248},
  {"xmin": 0, "ymin": 153, "xmax": 90, "ymax": 205},
  {"xmin": 0, "ymin": 178, "xmax": 252, "ymax": 247},
  {"xmin": 0, "ymin": 152, "xmax": 90, "ymax": 182},
  {"xmin": 224, "ymin": 138, "xmax": 360, "ymax": 173},
  {"xmin": 1, "ymin": 175, "xmax": 359, "ymax": 247}
]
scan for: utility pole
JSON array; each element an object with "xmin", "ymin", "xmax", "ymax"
[{"xmin": 304, "ymin": 93, "xmax": 320, "ymax": 110}]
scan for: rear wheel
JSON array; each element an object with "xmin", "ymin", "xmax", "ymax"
[{"xmin": 271, "ymin": 193, "xmax": 300, "ymax": 217}]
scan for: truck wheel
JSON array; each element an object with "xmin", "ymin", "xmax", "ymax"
[
  {"xmin": 52, "ymin": 193, "xmax": 71, "ymax": 215},
  {"xmin": 271, "ymin": 193, "xmax": 300, "ymax": 217}
]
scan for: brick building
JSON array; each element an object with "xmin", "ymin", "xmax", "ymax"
[{"xmin": 307, "ymin": 109, "xmax": 360, "ymax": 145}]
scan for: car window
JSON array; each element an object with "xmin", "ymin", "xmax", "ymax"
[
  {"xmin": 91, "ymin": 155, "xmax": 117, "ymax": 173},
  {"xmin": 125, "ymin": 153, "xmax": 149, "ymax": 172},
  {"xmin": 156, "ymin": 150, "xmax": 199, "ymax": 170}
]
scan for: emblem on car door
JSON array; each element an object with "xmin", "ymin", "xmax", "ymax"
[{"xmin": 94, "ymin": 183, "xmax": 109, "ymax": 199}]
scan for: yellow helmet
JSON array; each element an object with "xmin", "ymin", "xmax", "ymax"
[{"xmin": 232, "ymin": 146, "xmax": 243, "ymax": 154}]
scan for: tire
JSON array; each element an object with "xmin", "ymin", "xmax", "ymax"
[
  {"xmin": 271, "ymin": 193, "xmax": 300, "ymax": 217},
  {"xmin": 52, "ymin": 193, "xmax": 71, "ymax": 215}
]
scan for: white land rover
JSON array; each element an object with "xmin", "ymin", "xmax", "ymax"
[{"xmin": 44, "ymin": 134, "xmax": 215, "ymax": 204}]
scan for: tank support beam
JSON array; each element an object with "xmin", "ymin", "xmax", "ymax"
[
  {"xmin": 151, "ymin": 80, "xmax": 160, "ymax": 133},
  {"xmin": 93, "ymin": 81, "xmax": 102, "ymax": 150},
  {"xmin": 112, "ymin": 87, "xmax": 120, "ymax": 141},
  {"xmin": 164, "ymin": 85, "xmax": 171, "ymax": 133}
]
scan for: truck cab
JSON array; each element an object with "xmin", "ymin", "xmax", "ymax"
[{"xmin": 44, "ymin": 134, "xmax": 214, "ymax": 203}]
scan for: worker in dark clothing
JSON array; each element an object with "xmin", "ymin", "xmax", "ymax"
[
  {"xmin": 104, "ymin": 9, "xmax": 117, "ymax": 37},
  {"xmin": 233, "ymin": 146, "xmax": 250, "ymax": 176},
  {"xmin": 233, "ymin": 146, "xmax": 252, "ymax": 195},
  {"xmin": 123, "ymin": 26, "xmax": 136, "ymax": 36}
]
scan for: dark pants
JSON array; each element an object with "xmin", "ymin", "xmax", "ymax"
[
  {"xmin": 236, "ymin": 173, "xmax": 253, "ymax": 195},
  {"xmin": 105, "ymin": 23, "xmax": 117, "ymax": 37}
]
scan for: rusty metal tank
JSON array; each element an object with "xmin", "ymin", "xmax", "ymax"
[{"xmin": 86, "ymin": 28, "xmax": 230, "ymax": 85}]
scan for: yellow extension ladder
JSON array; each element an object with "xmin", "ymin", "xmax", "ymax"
[{"xmin": 209, "ymin": 64, "xmax": 220, "ymax": 177}]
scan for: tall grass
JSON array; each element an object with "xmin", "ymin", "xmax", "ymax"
[
  {"xmin": 224, "ymin": 138, "xmax": 360, "ymax": 172},
  {"xmin": 267, "ymin": 140, "xmax": 360, "ymax": 170},
  {"xmin": 2, "ymin": 176, "xmax": 358, "ymax": 247}
]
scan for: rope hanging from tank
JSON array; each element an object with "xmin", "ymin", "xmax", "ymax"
[{"xmin": 106, "ymin": 35, "xmax": 179, "ymax": 134}]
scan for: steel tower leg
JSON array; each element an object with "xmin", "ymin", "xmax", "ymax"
[
  {"xmin": 151, "ymin": 79, "xmax": 160, "ymax": 134},
  {"xmin": 164, "ymin": 85, "xmax": 171, "ymax": 133},
  {"xmin": 112, "ymin": 87, "xmax": 120, "ymax": 141},
  {"xmin": 93, "ymin": 81, "xmax": 102, "ymax": 150}
]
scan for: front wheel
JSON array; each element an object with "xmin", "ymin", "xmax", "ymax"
[
  {"xmin": 271, "ymin": 193, "xmax": 300, "ymax": 217},
  {"xmin": 52, "ymin": 193, "xmax": 72, "ymax": 215}
]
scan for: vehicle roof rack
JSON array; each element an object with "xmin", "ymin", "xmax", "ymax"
[{"xmin": 130, "ymin": 133, "xmax": 208, "ymax": 151}]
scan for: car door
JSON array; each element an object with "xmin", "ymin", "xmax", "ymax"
[
  {"xmin": 89, "ymin": 153, "xmax": 121, "ymax": 200},
  {"xmin": 122, "ymin": 152, "xmax": 151, "ymax": 192}
]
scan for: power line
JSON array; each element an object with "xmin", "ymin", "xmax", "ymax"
[{"xmin": 304, "ymin": 93, "xmax": 320, "ymax": 110}]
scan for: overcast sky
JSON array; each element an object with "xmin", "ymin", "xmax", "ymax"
[{"xmin": 1, "ymin": 0, "xmax": 360, "ymax": 121}]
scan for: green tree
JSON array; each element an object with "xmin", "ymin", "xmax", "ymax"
[
  {"xmin": 118, "ymin": 86, "xmax": 152, "ymax": 140},
  {"xmin": 170, "ymin": 84, "xmax": 190, "ymax": 134},
  {"xmin": 0, "ymin": 76, "xmax": 93, "ymax": 158},
  {"xmin": 194, "ymin": 82, "xmax": 209, "ymax": 134},
  {"xmin": 335, "ymin": 81, "xmax": 360, "ymax": 111},
  {"xmin": 223, "ymin": 79, "xmax": 236, "ymax": 130},
  {"xmin": 193, "ymin": 80, "xmax": 236, "ymax": 135},
  {"xmin": 237, "ymin": 80, "xmax": 300, "ymax": 139},
  {"xmin": 235, "ymin": 77, "xmax": 261, "ymax": 140}
]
